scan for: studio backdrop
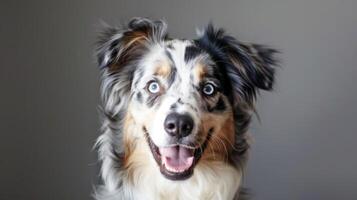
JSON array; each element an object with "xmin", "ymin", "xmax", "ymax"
[{"xmin": 1, "ymin": 0, "xmax": 356, "ymax": 199}]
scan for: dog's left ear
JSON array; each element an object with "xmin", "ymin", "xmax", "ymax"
[
  {"xmin": 96, "ymin": 18, "xmax": 168, "ymax": 70},
  {"xmin": 196, "ymin": 24, "xmax": 279, "ymax": 103}
]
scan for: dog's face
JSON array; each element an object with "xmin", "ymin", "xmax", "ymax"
[
  {"xmin": 129, "ymin": 40, "xmax": 234, "ymax": 180},
  {"xmin": 96, "ymin": 18, "xmax": 277, "ymax": 182}
]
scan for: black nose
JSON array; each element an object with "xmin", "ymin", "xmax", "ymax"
[{"xmin": 164, "ymin": 113, "xmax": 194, "ymax": 138}]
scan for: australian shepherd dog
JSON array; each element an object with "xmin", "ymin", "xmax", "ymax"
[{"xmin": 94, "ymin": 18, "xmax": 278, "ymax": 200}]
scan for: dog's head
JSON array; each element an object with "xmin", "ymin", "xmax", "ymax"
[{"xmin": 96, "ymin": 18, "xmax": 277, "ymax": 182}]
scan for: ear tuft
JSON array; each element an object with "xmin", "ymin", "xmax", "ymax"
[
  {"xmin": 239, "ymin": 43, "xmax": 279, "ymax": 90},
  {"xmin": 242, "ymin": 43, "xmax": 279, "ymax": 90},
  {"xmin": 95, "ymin": 18, "xmax": 168, "ymax": 70},
  {"xmin": 96, "ymin": 25, "xmax": 121, "ymax": 69}
]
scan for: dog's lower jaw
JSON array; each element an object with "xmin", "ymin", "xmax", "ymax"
[{"xmin": 115, "ymin": 138, "xmax": 242, "ymax": 200}]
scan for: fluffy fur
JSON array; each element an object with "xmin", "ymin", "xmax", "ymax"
[{"xmin": 93, "ymin": 18, "xmax": 278, "ymax": 200}]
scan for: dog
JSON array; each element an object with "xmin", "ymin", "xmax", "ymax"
[{"xmin": 94, "ymin": 17, "xmax": 278, "ymax": 200}]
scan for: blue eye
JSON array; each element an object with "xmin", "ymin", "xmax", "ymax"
[
  {"xmin": 202, "ymin": 83, "xmax": 215, "ymax": 96},
  {"xmin": 148, "ymin": 81, "xmax": 160, "ymax": 94}
]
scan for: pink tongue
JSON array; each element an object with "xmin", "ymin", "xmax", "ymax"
[{"xmin": 159, "ymin": 146, "xmax": 194, "ymax": 172}]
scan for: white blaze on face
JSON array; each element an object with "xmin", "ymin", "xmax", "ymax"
[
  {"xmin": 132, "ymin": 40, "xmax": 203, "ymax": 147},
  {"xmin": 149, "ymin": 95, "xmax": 177, "ymax": 146}
]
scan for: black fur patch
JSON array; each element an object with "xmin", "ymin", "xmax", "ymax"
[
  {"xmin": 165, "ymin": 49, "xmax": 174, "ymax": 63},
  {"xmin": 136, "ymin": 92, "xmax": 143, "ymax": 103},
  {"xmin": 184, "ymin": 45, "xmax": 203, "ymax": 63},
  {"xmin": 209, "ymin": 97, "xmax": 226, "ymax": 112},
  {"xmin": 167, "ymin": 67, "xmax": 177, "ymax": 86},
  {"xmin": 177, "ymin": 98, "xmax": 184, "ymax": 104},
  {"xmin": 167, "ymin": 43, "xmax": 174, "ymax": 49},
  {"xmin": 109, "ymin": 39, "xmax": 119, "ymax": 49},
  {"xmin": 170, "ymin": 103, "xmax": 177, "ymax": 110}
]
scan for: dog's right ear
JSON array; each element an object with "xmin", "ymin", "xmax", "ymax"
[
  {"xmin": 96, "ymin": 18, "xmax": 168, "ymax": 70},
  {"xmin": 195, "ymin": 24, "xmax": 279, "ymax": 105}
]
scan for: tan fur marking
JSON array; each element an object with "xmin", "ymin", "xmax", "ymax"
[
  {"xmin": 122, "ymin": 109, "xmax": 136, "ymax": 162},
  {"xmin": 201, "ymin": 112, "xmax": 235, "ymax": 162},
  {"xmin": 193, "ymin": 62, "xmax": 208, "ymax": 81},
  {"xmin": 154, "ymin": 60, "xmax": 171, "ymax": 78}
]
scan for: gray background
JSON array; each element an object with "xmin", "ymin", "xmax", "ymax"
[{"xmin": 1, "ymin": 0, "xmax": 356, "ymax": 199}]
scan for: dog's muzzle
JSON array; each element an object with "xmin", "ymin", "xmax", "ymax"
[{"xmin": 144, "ymin": 111, "xmax": 212, "ymax": 180}]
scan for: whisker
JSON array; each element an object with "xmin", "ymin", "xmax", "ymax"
[
  {"xmin": 207, "ymin": 142, "xmax": 217, "ymax": 161},
  {"xmin": 211, "ymin": 134, "xmax": 229, "ymax": 162},
  {"xmin": 218, "ymin": 132, "xmax": 240, "ymax": 152}
]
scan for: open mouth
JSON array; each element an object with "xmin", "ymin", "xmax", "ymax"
[{"xmin": 144, "ymin": 127, "xmax": 212, "ymax": 180}]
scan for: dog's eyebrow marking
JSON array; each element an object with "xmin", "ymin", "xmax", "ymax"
[
  {"xmin": 193, "ymin": 62, "xmax": 208, "ymax": 81},
  {"xmin": 154, "ymin": 60, "xmax": 171, "ymax": 78},
  {"xmin": 184, "ymin": 45, "xmax": 203, "ymax": 63}
]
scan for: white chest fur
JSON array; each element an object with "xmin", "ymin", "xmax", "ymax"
[{"xmin": 121, "ymin": 160, "xmax": 241, "ymax": 200}]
